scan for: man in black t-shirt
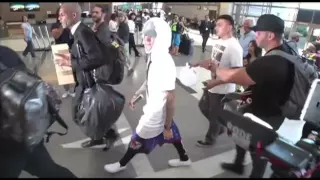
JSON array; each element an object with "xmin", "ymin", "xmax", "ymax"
[
  {"xmin": 50, "ymin": 22, "xmax": 75, "ymax": 99},
  {"xmin": 193, "ymin": 14, "xmax": 295, "ymax": 178}
]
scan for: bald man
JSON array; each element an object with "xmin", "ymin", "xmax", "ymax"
[
  {"xmin": 55, "ymin": 3, "xmax": 111, "ymax": 148},
  {"xmin": 239, "ymin": 18, "xmax": 256, "ymax": 58}
]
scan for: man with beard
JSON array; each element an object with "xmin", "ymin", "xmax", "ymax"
[
  {"xmin": 192, "ymin": 15, "xmax": 243, "ymax": 147},
  {"xmin": 192, "ymin": 14, "xmax": 302, "ymax": 178},
  {"xmin": 55, "ymin": 3, "xmax": 105, "ymax": 148},
  {"xmin": 51, "ymin": 7, "xmax": 75, "ymax": 99},
  {"xmin": 91, "ymin": 4, "xmax": 119, "ymax": 148}
]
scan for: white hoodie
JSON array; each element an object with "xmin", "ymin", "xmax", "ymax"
[{"xmin": 135, "ymin": 18, "xmax": 177, "ymax": 139}]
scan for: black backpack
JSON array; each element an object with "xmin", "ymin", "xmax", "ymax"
[
  {"xmin": 265, "ymin": 48, "xmax": 318, "ymax": 119},
  {"xmin": 93, "ymin": 34, "xmax": 126, "ymax": 85},
  {"xmin": 0, "ymin": 63, "xmax": 68, "ymax": 152}
]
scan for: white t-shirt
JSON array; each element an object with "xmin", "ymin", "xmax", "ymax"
[
  {"xmin": 136, "ymin": 54, "xmax": 176, "ymax": 139},
  {"xmin": 209, "ymin": 37, "xmax": 243, "ymax": 94},
  {"xmin": 127, "ymin": 20, "xmax": 135, "ymax": 34},
  {"xmin": 109, "ymin": 20, "xmax": 118, "ymax": 33}
]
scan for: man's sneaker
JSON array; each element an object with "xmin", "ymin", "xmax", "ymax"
[
  {"xmin": 196, "ymin": 140, "xmax": 214, "ymax": 147},
  {"xmin": 168, "ymin": 159, "xmax": 191, "ymax": 167},
  {"xmin": 127, "ymin": 68, "xmax": 134, "ymax": 77},
  {"xmin": 69, "ymin": 92, "xmax": 76, "ymax": 98},
  {"xmin": 220, "ymin": 162, "xmax": 244, "ymax": 175},
  {"xmin": 104, "ymin": 162, "xmax": 126, "ymax": 173},
  {"xmin": 62, "ymin": 92, "xmax": 69, "ymax": 98}
]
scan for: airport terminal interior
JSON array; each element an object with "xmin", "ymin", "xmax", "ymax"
[{"xmin": 1, "ymin": 2, "xmax": 320, "ymax": 178}]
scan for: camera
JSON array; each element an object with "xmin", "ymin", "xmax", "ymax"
[{"xmin": 221, "ymin": 79, "xmax": 320, "ymax": 178}]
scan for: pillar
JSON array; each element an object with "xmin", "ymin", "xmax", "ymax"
[{"xmin": 219, "ymin": 3, "xmax": 233, "ymax": 15}]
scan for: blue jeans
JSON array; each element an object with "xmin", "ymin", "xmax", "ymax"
[
  {"xmin": 172, "ymin": 33, "xmax": 181, "ymax": 46},
  {"xmin": 23, "ymin": 40, "xmax": 35, "ymax": 58}
]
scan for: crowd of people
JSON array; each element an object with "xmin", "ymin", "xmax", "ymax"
[{"xmin": 1, "ymin": 2, "xmax": 320, "ymax": 178}]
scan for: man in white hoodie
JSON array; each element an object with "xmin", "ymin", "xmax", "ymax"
[{"xmin": 104, "ymin": 17, "xmax": 191, "ymax": 174}]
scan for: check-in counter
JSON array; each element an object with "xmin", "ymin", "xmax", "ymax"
[{"xmin": 0, "ymin": 23, "xmax": 9, "ymax": 38}]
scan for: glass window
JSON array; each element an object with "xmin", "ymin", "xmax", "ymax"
[
  {"xmin": 247, "ymin": 6, "xmax": 263, "ymax": 16},
  {"xmin": 299, "ymin": 3, "xmax": 320, "ymax": 10},
  {"xmin": 272, "ymin": 3, "xmax": 300, "ymax": 8},
  {"xmin": 261, "ymin": 6, "xmax": 270, "ymax": 14},
  {"xmin": 233, "ymin": 4, "xmax": 242, "ymax": 14},
  {"xmin": 249, "ymin": 2, "xmax": 267, "ymax": 6},
  {"xmin": 270, "ymin": 7, "xmax": 298, "ymax": 21}
]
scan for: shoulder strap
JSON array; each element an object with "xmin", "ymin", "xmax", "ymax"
[
  {"xmin": 266, "ymin": 49, "xmax": 315, "ymax": 82},
  {"xmin": 282, "ymin": 40, "xmax": 298, "ymax": 56},
  {"xmin": 265, "ymin": 50, "xmax": 299, "ymax": 66},
  {"xmin": 45, "ymin": 103, "xmax": 68, "ymax": 143}
]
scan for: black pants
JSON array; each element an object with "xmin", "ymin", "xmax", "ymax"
[
  {"xmin": 201, "ymin": 33, "xmax": 210, "ymax": 52},
  {"xmin": 63, "ymin": 85, "xmax": 73, "ymax": 92},
  {"xmin": 232, "ymin": 116, "xmax": 284, "ymax": 178},
  {"xmin": 137, "ymin": 24, "xmax": 143, "ymax": 32},
  {"xmin": 0, "ymin": 142, "xmax": 76, "ymax": 178},
  {"xmin": 205, "ymin": 93, "xmax": 226, "ymax": 144},
  {"xmin": 129, "ymin": 33, "xmax": 139, "ymax": 56},
  {"xmin": 23, "ymin": 40, "xmax": 36, "ymax": 58},
  {"xmin": 235, "ymin": 145, "xmax": 268, "ymax": 178},
  {"xmin": 119, "ymin": 136, "xmax": 188, "ymax": 167}
]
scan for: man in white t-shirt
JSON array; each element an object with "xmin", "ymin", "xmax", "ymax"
[
  {"xmin": 104, "ymin": 17, "xmax": 191, "ymax": 174},
  {"xmin": 191, "ymin": 15, "xmax": 243, "ymax": 147}
]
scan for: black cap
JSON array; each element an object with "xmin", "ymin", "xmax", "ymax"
[
  {"xmin": 217, "ymin": 15, "xmax": 234, "ymax": 28},
  {"xmin": 252, "ymin": 14, "xmax": 284, "ymax": 34}
]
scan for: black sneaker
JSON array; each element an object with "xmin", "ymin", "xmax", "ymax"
[
  {"xmin": 221, "ymin": 162, "xmax": 244, "ymax": 175},
  {"xmin": 196, "ymin": 140, "xmax": 213, "ymax": 147},
  {"xmin": 127, "ymin": 68, "xmax": 134, "ymax": 77},
  {"xmin": 81, "ymin": 139, "xmax": 104, "ymax": 148},
  {"xmin": 103, "ymin": 135, "xmax": 119, "ymax": 151}
]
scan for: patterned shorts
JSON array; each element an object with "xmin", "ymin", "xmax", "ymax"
[{"xmin": 130, "ymin": 121, "xmax": 182, "ymax": 153}]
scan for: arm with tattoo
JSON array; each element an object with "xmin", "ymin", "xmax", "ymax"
[
  {"xmin": 135, "ymin": 80, "xmax": 147, "ymax": 96},
  {"xmin": 164, "ymin": 90, "xmax": 176, "ymax": 129}
]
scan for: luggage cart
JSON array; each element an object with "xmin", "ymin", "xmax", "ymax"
[
  {"xmin": 31, "ymin": 25, "xmax": 42, "ymax": 50},
  {"xmin": 38, "ymin": 25, "xmax": 51, "ymax": 51}
]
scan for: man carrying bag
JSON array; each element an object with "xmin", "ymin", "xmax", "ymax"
[{"xmin": 55, "ymin": 3, "xmax": 125, "ymax": 150}]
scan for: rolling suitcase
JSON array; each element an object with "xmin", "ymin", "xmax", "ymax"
[{"xmin": 179, "ymin": 34, "xmax": 192, "ymax": 56}]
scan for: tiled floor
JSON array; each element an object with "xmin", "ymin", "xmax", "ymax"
[{"xmin": 1, "ymin": 32, "xmax": 273, "ymax": 178}]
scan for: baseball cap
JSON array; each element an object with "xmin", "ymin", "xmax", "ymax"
[
  {"xmin": 252, "ymin": 14, "xmax": 284, "ymax": 34},
  {"xmin": 217, "ymin": 14, "xmax": 234, "ymax": 28},
  {"xmin": 142, "ymin": 18, "xmax": 157, "ymax": 37}
]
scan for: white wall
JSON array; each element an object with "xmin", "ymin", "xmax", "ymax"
[
  {"xmin": 170, "ymin": 5, "xmax": 218, "ymax": 19},
  {"xmin": 219, "ymin": 3, "xmax": 233, "ymax": 15}
]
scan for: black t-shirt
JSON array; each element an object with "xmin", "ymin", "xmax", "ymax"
[
  {"xmin": 51, "ymin": 23, "xmax": 73, "ymax": 48},
  {"xmin": 245, "ymin": 45, "xmax": 295, "ymax": 123},
  {"xmin": 135, "ymin": 16, "xmax": 142, "ymax": 24}
]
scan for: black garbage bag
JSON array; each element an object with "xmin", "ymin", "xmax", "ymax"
[{"xmin": 74, "ymin": 84, "xmax": 125, "ymax": 140}]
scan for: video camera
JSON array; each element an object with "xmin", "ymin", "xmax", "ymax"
[{"xmin": 221, "ymin": 79, "xmax": 320, "ymax": 178}]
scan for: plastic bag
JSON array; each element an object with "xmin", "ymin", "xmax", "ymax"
[
  {"xmin": 74, "ymin": 84, "xmax": 125, "ymax": 140},
  {"xmin": 179, "ymin": 63, "xmax": 197, "ymax": 87}
]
